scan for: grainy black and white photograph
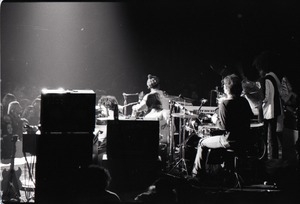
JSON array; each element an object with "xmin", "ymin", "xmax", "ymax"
[{"xmin": 1, "ymin": 0, "xmax": 299, "ymax": 203}]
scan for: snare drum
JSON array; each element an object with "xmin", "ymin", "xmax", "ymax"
[{"xmin": 197, "ymin": 123, "xmax": 226, "ymax": 138}]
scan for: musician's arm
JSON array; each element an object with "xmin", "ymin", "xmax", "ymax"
[
  {"xmin": 215, "ymin": 102, "xmax": 226, "ymax": 130},
  {"xmin": 132, "ymin": 95, "xmax": 148, "ymax": 113}
]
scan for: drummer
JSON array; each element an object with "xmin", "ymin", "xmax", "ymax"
[
  {"xmin": 191, "ymin": 74, "xmax": 253, "ymax": 178},
  {"xmin": 132, "ymin": 74, "xmax": 170, "ymax": 117}
]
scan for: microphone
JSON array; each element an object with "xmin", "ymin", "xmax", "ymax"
[
  {"xmin": 201, "ymin": 98, "xmax": 208, "ymax": 104},
  {"xmin": 198, "ymin": 98, "xmax": 208, "ymax": 113}
]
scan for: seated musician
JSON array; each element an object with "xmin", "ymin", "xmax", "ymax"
[
  {"xmin": 132, "ymin": 74, "xmax": 169, "ymax": 117},
  {"xmin": 96, "ymin": 95, "xmax": 124, "ymax": 121},
  {"xmin": 192, "ymin": 74, "xmax": 253, "ymax": 178},
  {"xmin": 95, "ymin": 95, "xmax": 121, "ymax": 164}
]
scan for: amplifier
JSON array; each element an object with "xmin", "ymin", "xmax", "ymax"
[
  {"xmin": 106, "ymin": 119, "xmax": 160, "ymax": 190},
  {"xmin": 40, "ymin": 89, "xmax": 95, "ymax": 133},
  {"xmin": 106, "ymin": 119, "xmax": 159, "ymax": 161}
]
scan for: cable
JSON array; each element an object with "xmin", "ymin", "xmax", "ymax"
[
  {"xmin": 21, "ymin": 152, "xmax": 36, "ymax": 202},
  {"xmin": 23, "ymin": 152, "xmax": 36, "ymax": 186}
]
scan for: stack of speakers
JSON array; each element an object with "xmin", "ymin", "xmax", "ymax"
[{"xmin": 35, "ymin": 90, "xmax": 95, "ymax": 204}]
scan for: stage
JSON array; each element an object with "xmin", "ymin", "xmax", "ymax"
[
  {"xmin": 1, "ymin": 125, "xmax": 300, "ymax": 203},
  {"xmin": 1, "ymin": 153, "xmax": 300, "ymax": 203}
]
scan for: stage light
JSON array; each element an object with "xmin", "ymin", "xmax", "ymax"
[{"xmin": 57, "ymin": 87, "xmax": 65, "ymax": 92}]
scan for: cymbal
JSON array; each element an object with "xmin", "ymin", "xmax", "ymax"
[
  {"xmin": 166, "ymin": 95, "xmax": 194, "ymax": 103},
  {"xmin": 171, "ymin": 113, "xmax": 198, "ymax": 118},
  {"xmin": 165, "ymin": 95, "xmax": 179, "ymax": 100}
]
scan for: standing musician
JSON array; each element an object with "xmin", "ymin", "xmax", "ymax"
[
  {"xmin": 191, "ymin": 74, "xmax": 253, "ymax": 178},
  {"xmin": 132, "ymin": 74, "xmax": 170, "ymax": 117}
]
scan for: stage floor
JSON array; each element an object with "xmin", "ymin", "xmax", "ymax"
[{"xmin": 1, "ymin": 155, "xmax": 300, "ymax": 203}]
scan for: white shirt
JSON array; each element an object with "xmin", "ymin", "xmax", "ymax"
[
  {"xmin": 132, "ymin": 89, "xmax": 170, "ymax": 114},
  {"xmin": 262, "ymin": 72, "xmax": 284, "ymax": 131},
  {"xmin": 144, "ymin": 109, "xmax": 170, "ymax": 143}
]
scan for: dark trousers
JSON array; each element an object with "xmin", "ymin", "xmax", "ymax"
[{"xmin": 264, "ymin": 118, "xmax": 279, "ymax": 159}]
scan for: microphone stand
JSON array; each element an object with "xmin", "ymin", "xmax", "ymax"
[
  {"xmin": 167, "ymin": 100, "xmax": 190, "ymax": 177},
  {"xmin": 168, "ymin": 100, "xmax": 175, "ymax": 170}
]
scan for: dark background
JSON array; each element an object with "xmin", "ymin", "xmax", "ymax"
[{"xmin": 1, "ymin": 0, "xmax": 300, "ymax": 104}]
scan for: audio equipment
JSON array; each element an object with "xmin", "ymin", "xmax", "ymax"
[
  {"xmin": 106, "ymin": 119, "xmax": 160, "ymax": 190},
  {"xmin": 40, "ymin": 89, "xmax": 95, "ymax": 133},
  {"xmin": 35, "ymin": 133, "xmax": 93, "ymax": 204},
  {"xmin": 36, "ymin": 89, "xmax": 95, "ymax": 204}
]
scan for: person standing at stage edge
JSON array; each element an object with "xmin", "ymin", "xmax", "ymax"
[
  {"xmin": 132, "ymin": 74, "xmax": 170, "ymax": 117},
  {"xmin": 253, "ymin": 51, "xmax": 284, "ymax": 160}
]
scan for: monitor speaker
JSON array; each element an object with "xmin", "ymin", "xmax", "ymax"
[
  {"xmin": 106, "ymin": 120, "xmax": 159, "ymax": 161},
  {"xmin": 106, "ymin": 120, "xmax": 160, "ymax": 190}
]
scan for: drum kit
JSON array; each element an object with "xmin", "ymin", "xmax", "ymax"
[
  {"xmin": 166, "ymin": 96, "xmax": 218, "ymax": 176},
  {"xmin": 110, "ymin": 91, "xmax": 267, "ymax": 177},
  {"xmin": 166, "ymin": 104, "xmax": 266, "ymax": 177},
  {"xmin": 95, "ymin": 92, "xmax": 219, "ymax": 176}
]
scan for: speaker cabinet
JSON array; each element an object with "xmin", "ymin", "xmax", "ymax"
[
  {"xmin": 35, "ymin": 133, "xmax": 93, "ymax": 204},
  {"xmin": 22, "ymin": 133, "xmax": 37, "ymax": 155},
  {"xmin": 106, "ymin": 120, "xmax": 160, "ymax": 190},
  {"xmin": 40, "ymin": 89, "xmax": 95, "ymax": 133},
  {"xmin": 106, "ymin": 120, "xmax": 159, "ymax": 161}
]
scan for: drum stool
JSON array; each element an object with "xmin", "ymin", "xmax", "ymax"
[
  {"xmin": 205, "ymin": 148, "xmax": 244, "ymax": 188},
  {"xmin": 222, "ymin": 149, "xmax": 244, "ymax": 188}
]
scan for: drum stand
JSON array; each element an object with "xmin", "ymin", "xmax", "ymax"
[
  {"xmin": 167, "ymin": 114, "xmax": 175, "ymax": 168},
  {"xmin": 167, "ymin": 116, "xmax": 190, "ymax": 177}
]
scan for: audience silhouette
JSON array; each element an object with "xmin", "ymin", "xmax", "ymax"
[{"xmin": 75, "ymin": 165, "xmax": 121, "ymax": 204}]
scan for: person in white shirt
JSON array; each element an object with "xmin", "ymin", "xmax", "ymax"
[
  {"xmin": 253, "ymin": 51, "xmax": 284, "ymax": 159},
  {"xmin": 144, "ymin": 92, "xmax": 170, "ymax": 144},
  {"xmin": 143, "ymin": 92, "xmax": 171, "ymax": 170},
  {"xmin": 132, "ymin": 74, "xmax": 170, "ymax": 118}
]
